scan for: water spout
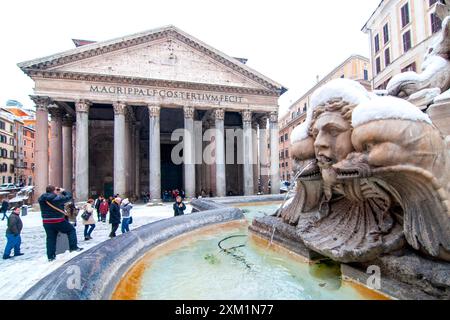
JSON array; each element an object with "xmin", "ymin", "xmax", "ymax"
[
  {"xmin": 269, "ymin": 226, "xmax": 276, "ymax": 247},
  {"xmin": 278, "ymin": 160, "xmax": 317, "ymax": 211}
]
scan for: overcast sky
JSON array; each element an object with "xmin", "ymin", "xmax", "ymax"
[{"xmin": 0, "ymin": 0, "xmax": 380, "ymax": 116}]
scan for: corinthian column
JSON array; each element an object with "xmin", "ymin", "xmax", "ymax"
[
  {"xmin": 31, "ymin": 96, "xmax": 51, "ymax": 199},
  {"xmin": 214, "ymin": 109, "xmax": 226, "ymax": 197},
  {"xmin": 75, "ymin": 100, "xmax": 91, "ymax": 201},
  {"xmin": 113, "ymin": 102, "xmax": 127, "ymax": 197},
  {"xmin": 148, "ymin": 105, "xmax": 161, "ymax": 202},
  {"xmin": 48, "ymin": 107, "xmax": 64, "ymax": 187},
  {"xmin": 124, "ymin": 107, "xmax": 132, "ymax": 197},
  {"xmin": 62, "ymin": 116, "xmax": 74, "ymax": 192},
  {"xmin": 269, "ymin": 111, "xmax": 280, "ymax": 194},
  {"xmin": 258, "ymin": 117, "xmax": 269, "ymax": 194},
  {"xmin": 134, "ymin": 122, "xmax": 141, "ymax": 198},
  {"xmin": 252, "ymin": 121, "xmax": 259, "ymax": 194},
  {"xmin": 183, "ymin": 106, "xmax": 196, "ymax": 199},
  {"xmin": 242, "ymin": 110, "xmax": 254, "ymax": 196}
]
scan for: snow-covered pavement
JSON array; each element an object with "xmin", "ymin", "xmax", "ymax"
[{"xmin": 0, "ymin": 203, "xmax": 191, "ymax": 300}]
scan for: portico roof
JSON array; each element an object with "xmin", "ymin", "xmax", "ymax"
[{"xmin": 18, "ymin": 25, "xmax": 287, "ymax": 96}]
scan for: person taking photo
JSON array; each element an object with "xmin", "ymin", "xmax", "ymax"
[
  {"xmin": 173, "ymin": 196, "xmax": 186, "ymax": 217},
  {"xmin": 38, "ymin": 186, "xmax": 83, "ymax": 261}
]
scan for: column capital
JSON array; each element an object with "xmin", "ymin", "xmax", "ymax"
[
  {"xmin": 183, "ymin": 106, "xmax": 195, "ymax": 119},
  {"xmin": 252, "ymin": 121, "xmax": 258, "ymax": 130},
  {"xmin": 148, "ymin": 105, "xmax": 160, "ymax": 118},
  {"xmin": 62, "ymin": 115, "xmax": 74, "ymax": 127},
  {"xmin": 213, "ymin": 108, "xmax": 225, "ymax": 121},
  {"xmin": 48, "ymin": 106, "xmax": 65, "ymax": 120},
  {"xmin": 113, "ymin": 101, "xmax": 127, "ymax": 115},
  {"xmin": 30, "ymin": 95, "xmax": 52, "ymax": 110},
  {"xmin": 258, "ymin": 116, "xmax": 268, "ymax": 129},
  {"xmin": 269, "ymin": 111, "xmax": 278, "ymax": 123},
  {"xmin": 75, "ymin": 100, "xmax": 91, "ymax": 113},
  {"xmin": 241, "ymin": 109, "xmax": 252, "ymax": 123}
]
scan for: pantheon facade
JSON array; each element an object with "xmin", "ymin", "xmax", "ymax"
[{"xmin": 19, "ymin": 26, "xmax": 286, "ymax": 202}]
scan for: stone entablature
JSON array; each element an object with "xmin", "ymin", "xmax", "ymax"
[{"xmin": 32, "ymin": 78, "xmax": 279, "ymax": 112}]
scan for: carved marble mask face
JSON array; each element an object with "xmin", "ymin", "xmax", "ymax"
[{"xmin": 312, "ymin": 111, "xmax": 353, "ymax": 169}]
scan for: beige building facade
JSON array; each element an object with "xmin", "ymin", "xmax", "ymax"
[
  {"xmin": 19, "ymin": 26, "xmax": 286, "ymax": 201},
  {"xmin": 20, "ymin": 126, "xmax": 35, "ymax": 186},
  {"xmin": 362, "ymin": 0, "xmax": 445, "ymax": 90},
  {"xmin": 278, "ymin": 55, "xmax": 371, "ymax": 182},
  {"xmin": 0, "ymin": 113, "xmax": 16, "ymax": 184}
]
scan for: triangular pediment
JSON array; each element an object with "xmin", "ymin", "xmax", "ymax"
[
  {"xmin": 51, "ymin": 38, "xmax": 268, "ymax": 90},
  {"xmin": 18, "ymin": 26, "xmax": 286, "ymax": 94}
]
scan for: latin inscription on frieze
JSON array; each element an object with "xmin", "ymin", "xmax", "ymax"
[{"xmin": 89, "ymin": 85, "xmax": 244, "ymax": 103}]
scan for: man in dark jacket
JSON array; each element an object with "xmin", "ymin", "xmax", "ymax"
[
  {"xmin": 1, "ymin": 199, "xmax": 9, "ymax": 221},
  {"xmin": 38, "ymin": 185, "xmax": 83, "ymax": 261},
  {"xmin": 94, "ymin": 196, "xmax": 102, "ymax": 221},
  {"xmin": 173, "ymin": 196, "xmax": 186, "ymax": 216},
  {"xmin": 3, "ymin": 207, "xmax": 24, "ymax": 259},
  {"xmin": 109, "ymin": 197, "xmax": 121, "ymax": 237}
]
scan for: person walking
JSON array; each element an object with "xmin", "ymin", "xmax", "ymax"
[
  {"xmin": 94, "ymin": 196, "xmax": 103, "ymax": 221},
  {"xmin": 109, "ymin": 197, "xmax": 121, "ymax": 238},
  {"xmin": 120, "ymin": 198, "xmax": 133, "ymax": 234},
  {"xmin": 82, "ymin": 199, "xmax": 96, "ymax": 241},
  {"xmin": 38, "ymin": 186, "xmax": 83, "ymax": 262},
  {"xmin": 173, "ymin": 196, "xmax": 186, "ymax": 217},
  {"xmin": 1, "ymin": 199, "xmax": 9, "ymax": 221},
  {"xmin": 99, "ymin": 198, "xmax": 109, "ymax": 223},
  {"xmin": 2, "ymin": 207, "xmax": 23, "ymax": 259}
]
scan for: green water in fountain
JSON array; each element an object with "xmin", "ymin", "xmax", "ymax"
[{"xmin": 137, "ymin": 204, "xmax": 374, "ymax": 300}]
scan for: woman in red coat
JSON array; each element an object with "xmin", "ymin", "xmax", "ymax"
[{"xmin": 99, "ymin": 199, "xmax": 109, "ymax": 223}]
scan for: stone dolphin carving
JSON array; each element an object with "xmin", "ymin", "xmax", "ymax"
[{"xmin": 387, "ymin": 14, "xmax": 450, "ymax": 107}]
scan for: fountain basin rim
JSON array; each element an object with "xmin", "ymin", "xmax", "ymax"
[{"xmin": 20, "ymin": 206, "xmax": 244, "ymax": 300}]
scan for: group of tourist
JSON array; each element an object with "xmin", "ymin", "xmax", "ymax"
[
  {"xmin": 2, "ymin": 185, "xmax": 189, "ymax": 262},
  {"xmin": 2, "ymin": 186, "xmax": 135, "ymax": 261},
  {"xmin": 162, "ymin": 189, "xmax": 186, "ymax": 202}
]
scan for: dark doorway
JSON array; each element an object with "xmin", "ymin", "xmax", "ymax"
[
  {"xmin": 103, "ymin": 182, "xmax": 114, "ymax": 198},
  {"xmin": 161, "ymin": 143, "xmax": 183, "ymax": 195}
]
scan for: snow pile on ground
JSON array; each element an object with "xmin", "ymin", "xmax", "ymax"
[
  {"xmin": 290, "ymin": 122, "xmax": 309, "ymax": 143},
  {"xmin": 310, "ymin": 78, "xmax": 371, "ymax": 109},
  {"xmin": 352, "ymin": 96, "xmax": 432, "ymax": 127},
  {"xmin": 0, "ymin": 203, "xmax": 191, "ymax": 300}
]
